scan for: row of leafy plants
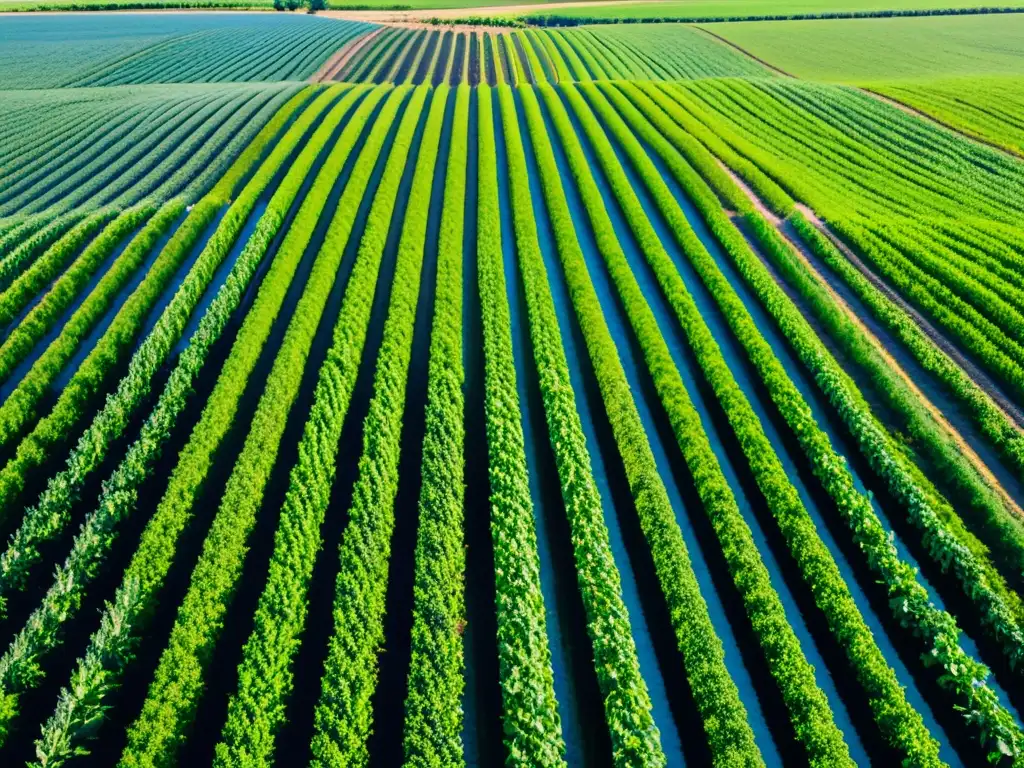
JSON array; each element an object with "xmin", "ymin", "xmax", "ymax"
[
  {"xmin": 498, "ymin": 83, "xmax": 665, "ymax": 766},
  {"xmin": 592, "ymin": 81, "xmax": 1024, "ymax": 760},
  {"xmin": 309, "ymin": 83, "xmax": 443, "ymax": 766},
  {"xmin": 525, "ymin": 82, "xmax": 764, "ymax": 767},
  {"xmin": 115, "ymin": 83, "xmax": 398, "ymax": 766},
  {"xmin": 473, "ymin": 84, "xmax": 566, "ymax": 767},
  {"xmin": 401, "ymin": 83, "xmax": 470, "ymax": 768},
  {"xmin": 25, "ymin": 84, "xmax": 385, "ymax": 768},
  {"xmin": 0, "ymin": 86, "xmax": 330, "ymax": 520},
  {"xmin": 5, "ymin": 91, "xmax": 238, "ymax": 217},
  {"xmin": 0, "ymin": 207, "xmax": 122, "ymax": 321},
  {"xmin": 0, "ymin": 85, "xmax": 336, "ymax": 749},
  {"xmin": 626, "ymin": 81, "xmax": 1024, "ymax": 624},
  {"xmin": 564, "ymin": 78, "xmax": 871, "ymax": 767},
  {"xmin": 0, "ymin": 201, "xmax": 180, "ymax": 385},
  {"xmin": 637, "ymin": 81, "xmax": 1024, "ymax": 606}
]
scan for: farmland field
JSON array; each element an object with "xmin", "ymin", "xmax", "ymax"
[{"xmin": 0, "ymin": 9, "xmax": 1024, "ymax": 768}]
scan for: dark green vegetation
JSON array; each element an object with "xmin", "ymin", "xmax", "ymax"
[{"xmin": 0, "ymin": 10, "xmax": 1023, "ymax": 768}]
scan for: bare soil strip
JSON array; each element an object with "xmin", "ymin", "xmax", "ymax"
[
  {"xmin": 312, "ymin": 26, "xmax": 385, "ymax": 81},
  {"xmin": 718, "ymin": 160, "xmax": 1024, "ymax": 522},
  {"xmin": 860, "ymin": 86, "xmax": 1024, "ymax": 161}
]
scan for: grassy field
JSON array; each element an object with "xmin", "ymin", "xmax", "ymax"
[
  {"xmin": 517, "ymin": 0, "xmax": 1024, "ymax": 20},
  {"xmin": 0, "ymin": 10, "xmax": 1022, "ymax": 768},
  {"xmin": 702, "ymin": 13, "xmax": 1024, "ymax": 80}
]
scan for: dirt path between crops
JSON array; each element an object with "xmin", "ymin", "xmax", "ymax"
[
  {"xmin": 859, "ymin": 87, "xmax": 1024, "ymax": 160},
  {"xmin": 718, "ymin": 160, "xmax": 1024, "ymax": 522},
  {"xmin": 312, "ymin": 25, "xmax": 384, "ymax": 81}
]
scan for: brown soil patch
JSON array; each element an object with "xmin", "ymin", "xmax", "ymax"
[{"xmin": 311, "ymin": 25, "xmax": 384, "ymax": 81}]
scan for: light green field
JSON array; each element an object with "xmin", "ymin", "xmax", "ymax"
[
  {"xmin": 700, "ymin": 13, "xmax": 1024, "ymax": 81},
  {"xmin": 517, "ymin": 0, "xmax": 1020, "ymax": 20}
]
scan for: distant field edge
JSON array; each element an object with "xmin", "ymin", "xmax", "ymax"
[
  {"xmin": 523, "ymin": 5, "xmax": 1024, "ymax": 26},
  {"xmin": 3, "ymin": 2, "xmax": 1024, "ymax": 20}
]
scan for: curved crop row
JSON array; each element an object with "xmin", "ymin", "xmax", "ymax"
[
  {"xmin": 498, "ymin": 84, "xmax": 665, "ymax": 767},
  {"xmin": 26, "ymin": 84, "xmax": 386, "ymax": 768},
  {"xmin": 0, "ymin": 87, "xmax": 331, "ymax": 521},
  {"xmin": 0, "ymin": 86, "xmax": 337, "ymax": 750},
  {"xmin": 561, "ymin": 81, "xmax": 856, "ymax": 768},
  {"xmin": 626, "ymin": 82, "xmax": 1024, "ymax": 619},
  {"xmin": 0, "ymin": 86, "xmax": 366, "ymax": 614},
  {"xmin": 588, "ymin": 81, "xmax": 1024, "ymax": 760},
  {"xmin": 401, "ymin": 83, "xmax": 470, "ymax": 768},
  {"xmin": 0, "ymin": 210, "xmax": 87, "ymax": 293},
  {"xmin": 629, "ymin": 82, "xmax": 794, "ymax": 217},
  {"xmin": 473, "ymin": 84, "xmax": 566, "ymax": 767},
  {"xmin": 117, "ymin": 84, "xmax": 412, "ymax": 768},
  {"xmin": 0, "ymin": 201, "xmax": 181, "ymax": 386},
  {"xmin": 0, "ymin": 207, "xmax": 119, "ymax": 313},
  {"xmin": 308, "ymin": 83, "xmax": 443, "ymax": 767},
  {"xmin": 525, "ymin": 83, "xmax": 763, "ymax": 768},
  {"xmin": 789, "ymin": 214, "xmax": 1024, "ymax": 484}
]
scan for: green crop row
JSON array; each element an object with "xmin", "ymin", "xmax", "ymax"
[
  {"xmin": 746, "ymin": 209, "xmax": 1024, "ymax": 690},
  {"xmin": 498, "ymin": 84, "xmax": 665, "ymax": 767},
  {"xmin": 0, "ymin": 97, "xmax": 178, "ymax": 211},
  {"xmin": 628, "ymin": 82, "xmax": 794, "ymax": 218},
  {"xmin": 0, "ymin": 96, "xmax": 190, "ymax": 217},
  {"xmin": 0, "ymin": 86, "xmax": 331, "ymax": 752},
  {"xmin": 0, "ymin": 201, "xmax": 180, "ymax": 386},
  {"xmin": 839, "ymin": 218, "xmax": 1024, "ymax": 404},
  {"xmin": 474, "ymin": 84, "xmax": 566, "ymax": 767},
  {"xmin": 870, "ymin": 221, "xmax": 1024, "ymax": 354},
  {"xmin": 781, "ymin": 225, "xmax": 1024, "ymax": 650},
  {"xmin": 0, "ymin": 208, "xmax": 122, "ymax": 319},
  {"xmin": 562, "ymin": 80, "xmax": 856, "ymax": 768},
  {"xmin": 0, "ymin": 101, "xmax": 140, "ymax": 197},
  {"xmin": 309, "ymin": 83, "xmax": 441, "ymax": 767},
  {"xmin": 587, "ymin": 80, "xmax": 954, "ymax": 762},
  {"xmin": 0, "ymin": 86, "xmax": 328, "ymax": 521},
  {"xmin": 89, "ymin": 75, "xmax": 381, "ymax": 767},
  {"xmin": 0, "ymin": 210, "xmax": 88, "ymax": 293},
  {"xmin": 402, "ymin": 84, "xmax": 469, "ymax": 768},
  {"xmin": 0, "ymin": 87, "xmax": 359, "ymax": 611},
  {"xmin": 527, "ymin": 82, "xmax": 763, "ymax": 768},
  {"xmin": 628, "ymin": 82, "xmax": 1024, "ymax": 643},
  {"xmin": 593, "ymin": 82, "xmax": 1024, "ymax": 761},
  {"xmin": 113, "ymin": 85, "xmax": 398, "ymax": 768},
  {"xmin": 789, "ymin": 214, "xmax": 1024, "ymax": 486},
  {"xmin": 8, "ymin": 91, "xmax": 235, "ymax": 217},
  {"xmin": 28, "ymin": 85, "xmax": 381, "ymax": 768}
]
